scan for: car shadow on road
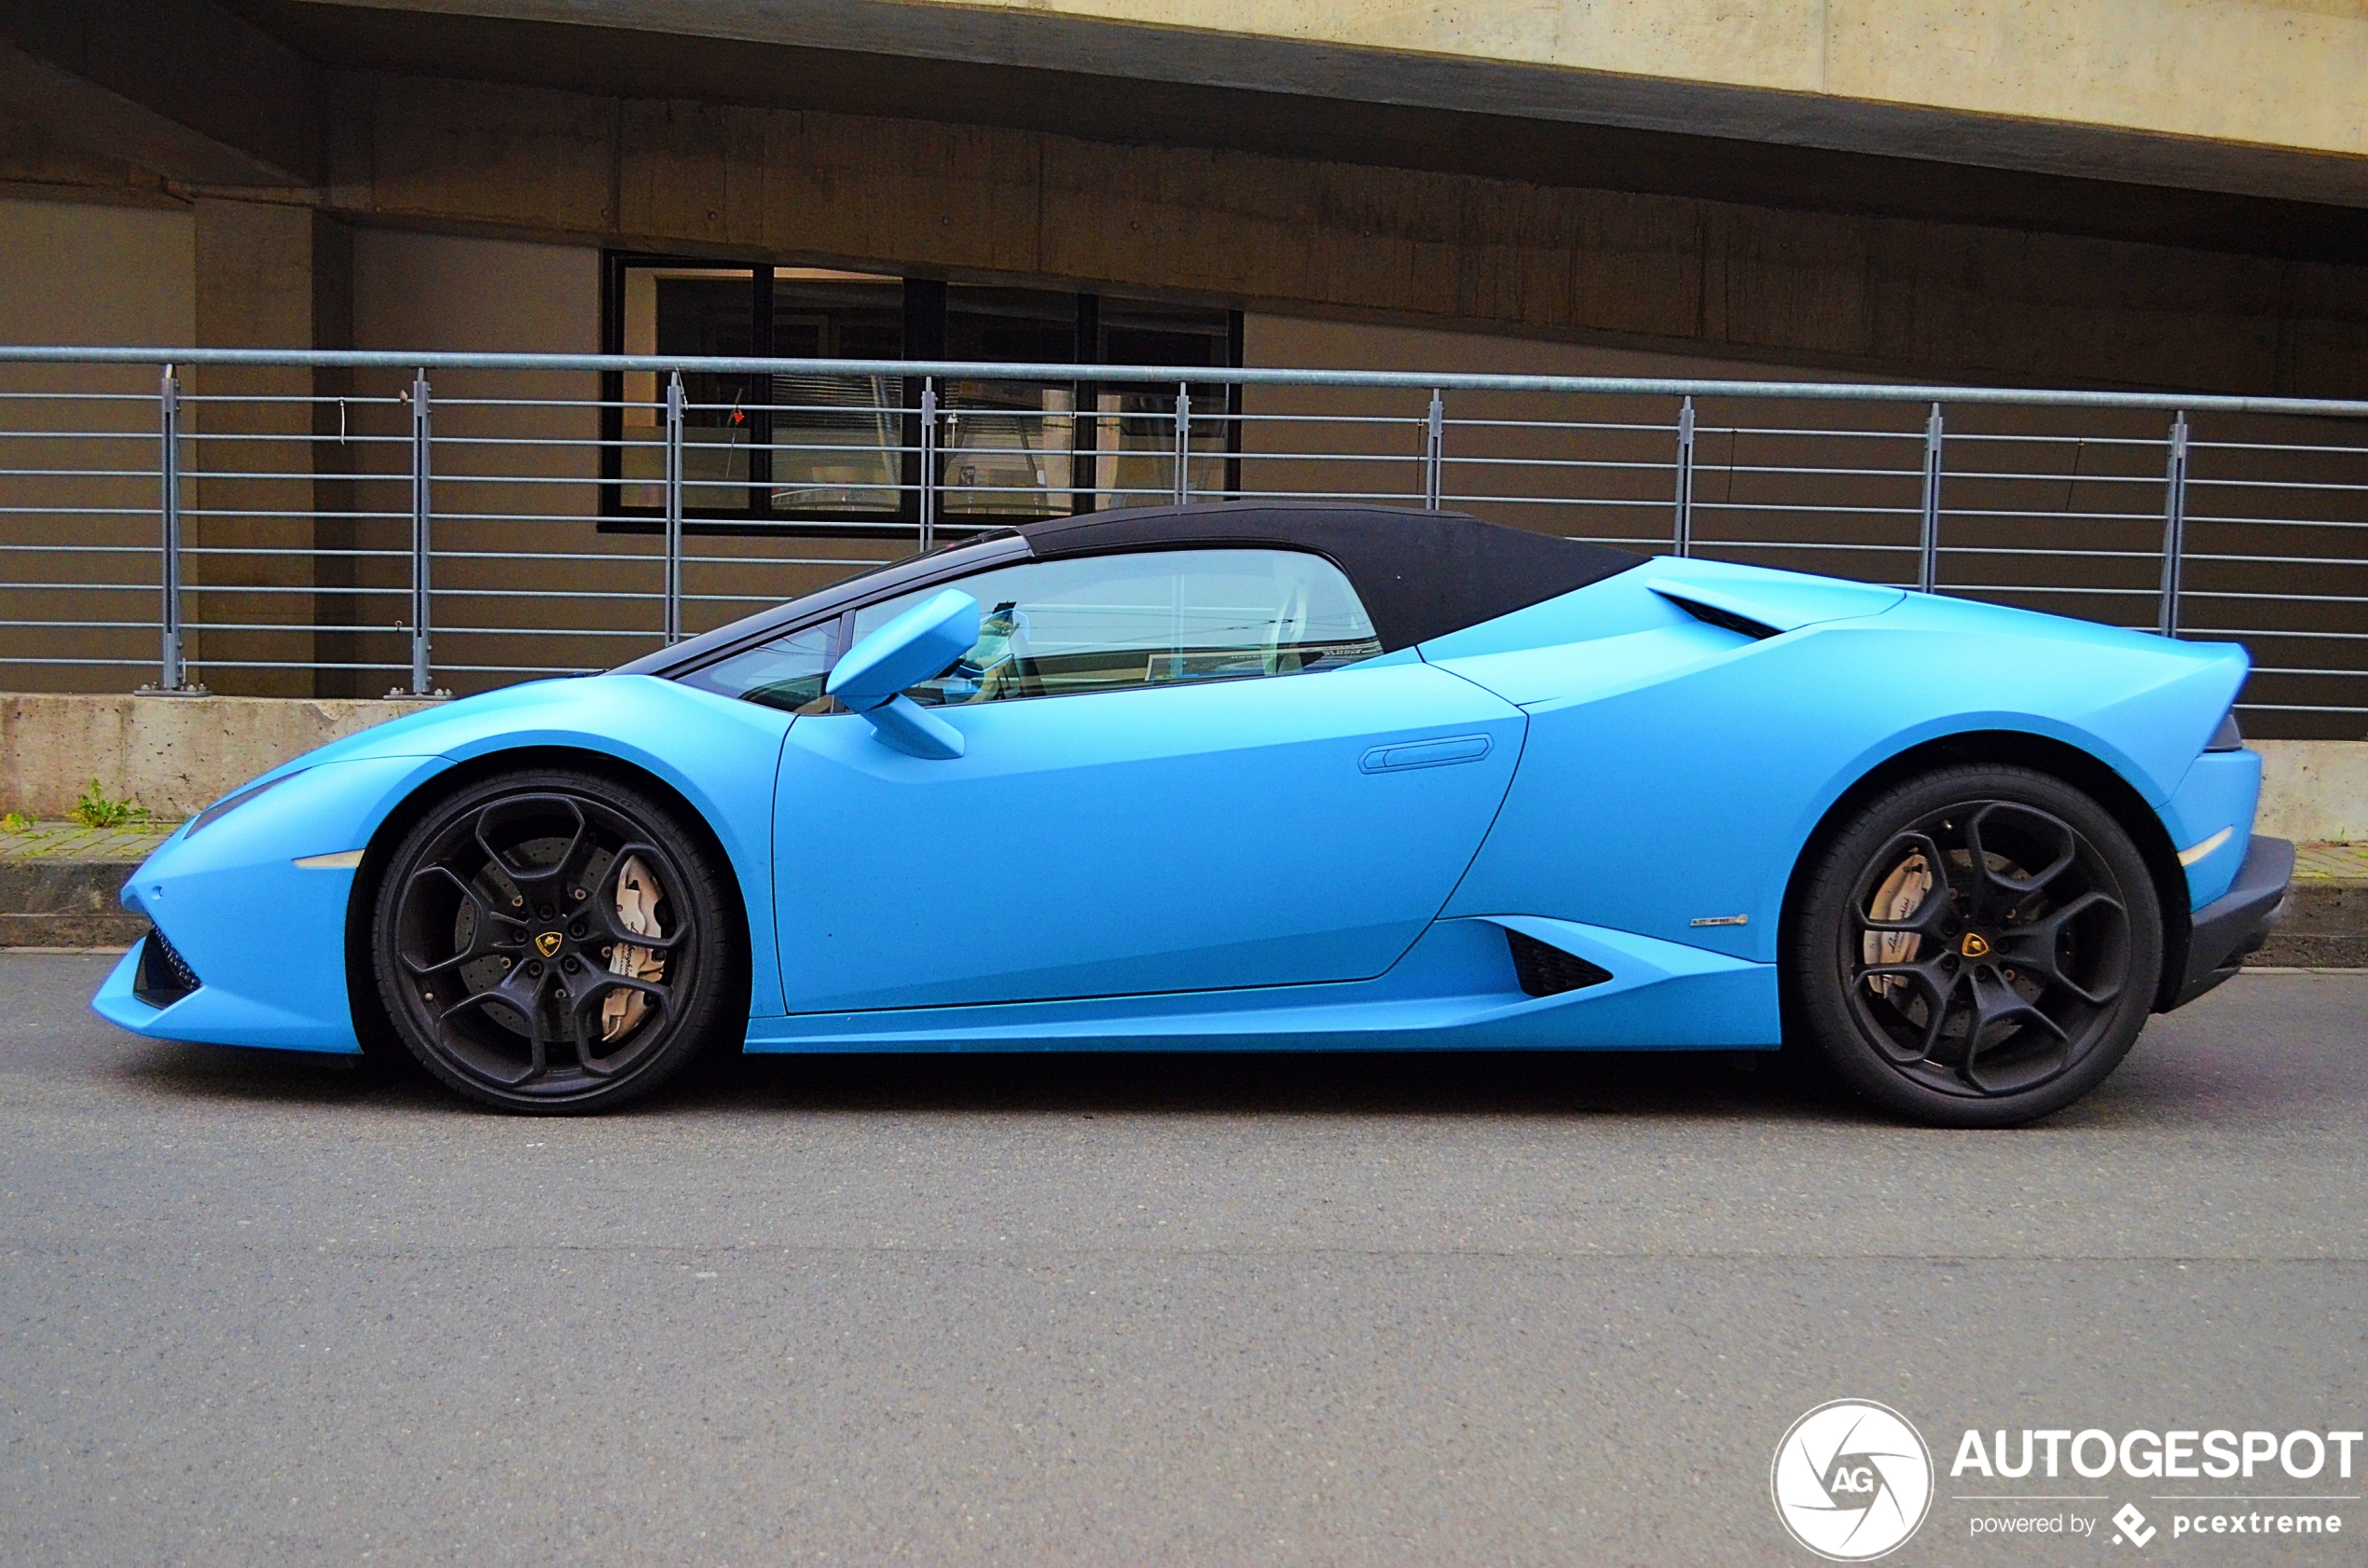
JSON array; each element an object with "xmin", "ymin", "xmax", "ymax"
[
  {"xmin": 675, "ymin": 1045, "xmax": 1869, "ymax": 1122},
  {"xmin": 113, "ymin": 1035, "xmax": 1872, "ymax": 1122}
]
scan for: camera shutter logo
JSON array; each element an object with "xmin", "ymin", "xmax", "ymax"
[{"xmin": 1770, "ymin": 1399, "xmax": 1934, "ymax": 1561}]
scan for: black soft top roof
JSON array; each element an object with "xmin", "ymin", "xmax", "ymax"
[
  {"xmin": 625, "ymin": 502, "xmax": 1643, "ymax": 679},
  {"xmin": 1017, "ymin": 502, "xmax": 1643, "ymax": 651}
]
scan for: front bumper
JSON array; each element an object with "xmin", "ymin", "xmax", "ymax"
[{"xmin": 2163, "ymin": 833, "xmax": 2294, "ymax": 1011}]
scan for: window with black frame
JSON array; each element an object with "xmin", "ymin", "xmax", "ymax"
[{"xmin": 602, "ymin": 255, "xmax": 1240, "ymax": 532}]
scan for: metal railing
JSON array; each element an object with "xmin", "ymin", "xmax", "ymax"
[{"xmin": 2, "ymin": 347, "xmax": 2364, "ymax": 736}]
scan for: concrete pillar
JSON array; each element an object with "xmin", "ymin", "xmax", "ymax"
[{"xmin": 188, "ymin": 199, "xmax": 353, "ymax": 697}]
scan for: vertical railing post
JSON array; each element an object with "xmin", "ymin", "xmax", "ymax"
[
  {"xmin": 406, "ymin": 367, "xmax": 434, "ymax": 696},
  {"xmin": 1422, "ymin": 389, "xmax": 1445, "ymax": 509},
  {"xmin": 1918, "ymin": 402, "xmax": 1945, "ymax": 594},
  {"xmin": 917, "ymin": 378, "xmax": 939, "ymax": 554},
  {"xmin": 1172, "ymin": 380, "xmax": 1192, "ymax": 503},
  {"xmin": 1673, "ymin": 395, "xmax": 1696, "ymax": 557},
  {"xmin": 2159, "ymin": 409, "xmax": 2190, "ymax": 638},
  {"xmin": 155, "ymin": 364, "xmax": 187, "ymax": 694},
  {"xmin": 664, "ymin": 371, "xmax": 685, "ymax": 643}
]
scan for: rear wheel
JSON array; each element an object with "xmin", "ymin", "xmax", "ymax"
[
  {"xmin": 1791, "ymin": 765, "xmax": 2162, "ymax": 1127},
  {"xmin": 370, "ymin": 768, "xmax": 737, "ymax": 1112}
]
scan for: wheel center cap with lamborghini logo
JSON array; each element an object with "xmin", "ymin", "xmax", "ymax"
[
  {"xmin": 1958, "ymin": 931, "xmax": 1992, "ymax": 959},
  {"xmin": 534, "ymin": 930, "xmax": 564, "ymax": 958}
]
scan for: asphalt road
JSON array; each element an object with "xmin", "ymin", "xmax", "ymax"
[{"xmin": 2, "ymin": 954, "xmax": 2362, "ymax": 1567}]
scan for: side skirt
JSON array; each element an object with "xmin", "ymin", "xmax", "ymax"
[{"xmin": 743, "ymin": 916, "xmax": 1780, "ymax": 1053}]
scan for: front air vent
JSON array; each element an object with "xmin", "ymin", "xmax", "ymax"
[
  {"xmin": 1506, "ymin": 929, "xmax": 1613, "ymax": 997},
  {"xmin": 133, "ymin": 927, "xmax": 200, "ymax": 1006}
]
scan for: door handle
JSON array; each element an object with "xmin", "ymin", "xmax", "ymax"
[{"xmin": 1359, "ymin": 734, "xmax": 1494, "ymax": 774}]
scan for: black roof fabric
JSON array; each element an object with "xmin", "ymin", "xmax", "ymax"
[{"xmin": 1017, "ymin": 502, "xmax": 1644, "ymax": 652}]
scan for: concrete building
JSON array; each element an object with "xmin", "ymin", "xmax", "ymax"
[{"xmin": 1, "ymin": 1, "xmax": 2364, "ymax": 729}]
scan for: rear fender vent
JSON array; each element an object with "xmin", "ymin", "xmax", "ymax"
[
  {"xmin": 1506, "ymin": 928, "xmax": 1614, "ymax": 997},
  {"xmin": 133, "ymin": 927, "xmax": 200, "ymax": 1007},
  {"xmin": 1655, "ymin": 591, "xmax": 1780, "ymax": 641}
]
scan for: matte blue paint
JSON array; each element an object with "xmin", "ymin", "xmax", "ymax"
[
  {"xmin": 855, "ymin": 695, "xmax": 965, "ymax": 760},
  {"xmin": 86, "ymin": 552, "xmax": 2263, "ymax": 1062},
  {"xmin": 772, "ymin": 658, "xmax": 1526, "ymax": 1011},
  {"xmin": 829, "ymin": 589, "xmax": 978, "ymax": 758},
  {"xmin": 91, "ymin": 676, "xmax": 795, "ymax": 1054},
  {"xmin": 745, "ymin": 915, "xmax": 1773, "ymax": 1052},
  {"xmin": 1433, "ymin": 568, "xmax": 2251, "ymax": 1032},
  {"xmin": 829, "ymin": 588, "xmax": 980, "ymax": 708},
  {"xmin": 93, "ymin": 754, "xmax": 453, "ymax": 1051},
  {"xmin": 2158, "ymin": 749, "xmax": 2265, "ymax": 907}
]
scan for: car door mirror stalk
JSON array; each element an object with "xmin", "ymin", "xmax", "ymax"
[{"xmin": 857, "ymin": 695, "xmax": 965, "ymax": 759}]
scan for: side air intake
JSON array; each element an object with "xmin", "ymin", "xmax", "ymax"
[{"xmin": 1506, "ymin": 928, "xmax": 1614, "ymax": 997}]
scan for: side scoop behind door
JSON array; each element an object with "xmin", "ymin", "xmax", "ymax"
[{"xmin": 773, "ymin": 658, "xmax": 1525, "ymax": 1012}]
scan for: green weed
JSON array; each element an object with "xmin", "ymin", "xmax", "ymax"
[{"xmin": 69, "ymin": 779, "xmax": 147, "ymax": 831}]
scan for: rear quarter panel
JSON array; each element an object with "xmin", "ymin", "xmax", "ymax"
[{"xmin": 1434, "ymin": 592, "xmax": 2250, "ymax": 964}]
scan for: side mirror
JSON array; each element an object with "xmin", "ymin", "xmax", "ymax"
[{"xmin": 825, "ymin": 589, "xmax": 980, "ymax": 759}]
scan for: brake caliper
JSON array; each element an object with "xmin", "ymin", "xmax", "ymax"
[{"xmin": 599, "ymin": 854, "xmax": 667, "ymax": 1042}]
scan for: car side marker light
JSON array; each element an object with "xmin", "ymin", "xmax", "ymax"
[
  {"xmin": 2177, "ymin": 826, "xmax": 2234, "ymax": 867},
  {"xmin": 293, "ymin": 850, "xmax": 365, "ymax": 870}
]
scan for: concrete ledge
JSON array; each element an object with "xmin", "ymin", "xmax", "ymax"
[
  {"xmin": 2, "ymin": 693, "xmax": 443, "ymax": 818},
  {"xmin": 2254, "ymin": 740, "xmax": 2368, "ymax": 846},
  {"xmin": 0, "ymin": 860, "xmax": 146, "ymax": 947},
  {"xmin": 0, "ymin": 912, "xmax": 147, "ymax": 947}
]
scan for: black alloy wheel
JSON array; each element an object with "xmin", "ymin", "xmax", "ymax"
[
  {"xmin": 370, "ymin": 768, "xmax": 737, "ymax": 1112},
  {"xmin": 1792, "ymin": 764, "xmax": 2163, "ymax": 1127}
]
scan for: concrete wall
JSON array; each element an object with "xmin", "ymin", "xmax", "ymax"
[
  {"xmin": 0, "ymin": 198, "xmax": 196, "ymax": 694},
  {"xmin": 316, "ymin": 0, "xmax": 2368, "ymax": 210},
  {"xmin": 310, "ymin": 76, "xmax": 2368, "ymax": 399},
  {"xmin": 2256, "ymin": 741, "xmax": 2368, "ymax": 845},
  {"xmin": 0, "ymin": 693, "xmax": 441, "ymax": 819},
  {"xmin": 0, "ymin": 197, "xmax": 195, "ymax": 346},
  {"xmin": 906, "ymin": 0, "xmax": 2368, "ymax": 169}
]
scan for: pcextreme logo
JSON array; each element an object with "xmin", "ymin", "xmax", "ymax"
[{"xmin": 1770, "ymin": 1399, "xmax": 1936, "ymax": 1561}]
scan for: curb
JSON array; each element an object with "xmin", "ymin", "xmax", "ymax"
[
  {"xmin": 0, "ymin": 861, "xmax": 145, "ymax": 947},
  {"xmin": 2254, "ymin": 882, "xmax": 2368, "ymax": 968}
]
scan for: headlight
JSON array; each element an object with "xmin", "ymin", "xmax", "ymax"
[{"xmin": 185, "ymin": 770, "xmax": 299, "ymax": 837}]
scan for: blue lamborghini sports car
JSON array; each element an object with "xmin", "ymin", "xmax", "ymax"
[{"xmin": 94, "ymin": 502, "xmax": 2291, "ymax": 1124}]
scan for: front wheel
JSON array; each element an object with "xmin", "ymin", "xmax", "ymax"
[
  {"xmin": 370, "ymin": 768, "xmax": 739, "ymax": 1112},
  {"xmin": 1790, "ymin": 765, "xmax": 2163, "ymax": 1128}
]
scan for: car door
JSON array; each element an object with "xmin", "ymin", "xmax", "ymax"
[{"xmin": 740, "ymin": 546, "xmax": 1526, "ymax": 1012}]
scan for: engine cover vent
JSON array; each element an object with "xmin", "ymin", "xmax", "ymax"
[
  {"xmin": 1654, "ymin": 591, "xmax": 1780, "ymax": 640},
  {"xmin": 1506, "ymin": 928, "xmax": 1613, "ymax": 997},
  {"xmin": 133, "ymin": 927, "xmax": 200, "ymax": 1006}
]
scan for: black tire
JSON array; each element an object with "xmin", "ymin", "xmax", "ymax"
[
  {"xmin": 1790, "ymin": 764, "xmax": 2163, "ymax": 1128},
  {"xmin": 369, "ymin": 767, "xmax": 739, "ymax": 1112}
]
